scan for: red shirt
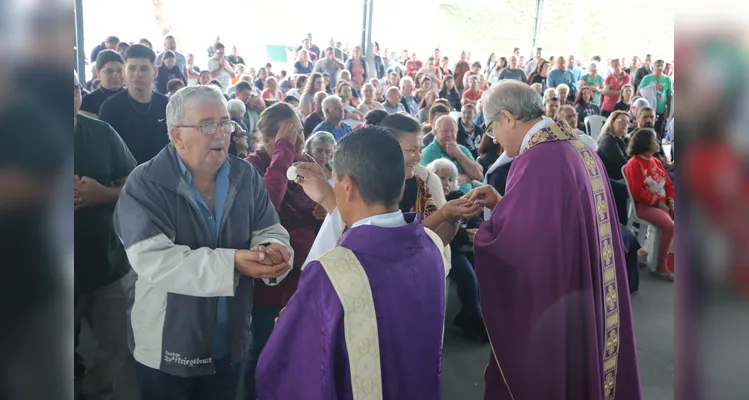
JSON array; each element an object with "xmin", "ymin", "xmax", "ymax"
[
  {"xmin": 601, "ymin": 72, "xmax": 632, "ymax": 112},
  {"xmin": 246, "ymin": 140, "xmax": 320, "ymax": 306},
  {"xmin": 623, "ymin": 155, "xmax": 674, "ymax": 206},
  {"xmin": 406, "ymin": 60, "xmax": 423, "ymax": 78},
  {"xmin": 461, "ymin": 88, "xmax": 483, "ymax": 105}
]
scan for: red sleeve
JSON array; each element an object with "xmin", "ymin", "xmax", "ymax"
[
  {"xmin": 624, "ymin": 158, "xmax": 656, "ymax": 206},
  {"xmin": 259, "ymin": 140, "xmax": 295, "ymax": 212},
  {"xmin": 623, "ymin": 74, "xmax": 632, "ymax": 84}
]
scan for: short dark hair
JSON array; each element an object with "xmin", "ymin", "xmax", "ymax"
[
  {"xmin": 364, "ymin": 109, "xmax": 388, "ymax": 126},
  {"xmin": 214, "ymin": 42, "xmax": 225, "ymax": 50},
  {"xmin": 627, "ymin": 128, "xmax": 658, "ymax": 157},
  {"xmin": 379, "ymin": 113, "xmax": 421, "ymax": 140},
  {"xmin": 95, "ymin": 49, "xmax": 123, "ymax": 70},
  {"xmin": 166, "ymin": 78, "xmax": 184, "ymax": 93},
  {"xmin": 105, "ymin": 36, "xmax": 120, "ymax": 45},
  {"xmin": 429, "ymin": 104, "xmax": 450, "ymax": 120},
  {"xmin": 235, "ymin": 81, "xmax": 252, "ymax": 93},
  {"xmin": 256, "ymin": 102, "xmax": 297, "ymax": 138},
  {"xmin": 280, "ymin": 70, "xmax": 287, "ymax": 77},
  {"xmin": 162, "ymin": 50, "xmax": 176, "ymax": 59},
  {"xmin": 295, "ymin": 75, "xmax": 308, "ymax": 89},
  {"xmin": 471, "ymin": 61, "xmax": 482, "ymax": 68},
  {"xmin": 124, "ymin": 44, "xmax": 156, "ymax": 64},
  {"xmin": 116, "ymin": 42, "xmax": 130, "ymax": 52},
  {"xmin": 333, "ymin": 127, "xmax": 405, "ymax": 208},
  {"xmin": 283, "ymin": 95, "xmax": 299, "ymax": 103},
  {"xmin": 654, "ymin": 59, "xmax": 665, "ymax": 66},
  {"xmin": 637, "ymin": 106, "xmax": 655, "ymax": 117},
  {"xmin": 138, "ymin": 38, "xmax": 153, "ymax": 48}
]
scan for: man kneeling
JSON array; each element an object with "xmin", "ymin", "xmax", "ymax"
[{"xmin": 256, "ymin": 127, "xmax": 449, "ymax": 399}]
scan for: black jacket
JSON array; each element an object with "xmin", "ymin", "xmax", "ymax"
[
  {"xmin": 596, "ymin": 133, "xmax": 629, "ymax": 180},
  {"xmin": 445, "ymin": 191, "xmax": 483, "ymax": 252}
]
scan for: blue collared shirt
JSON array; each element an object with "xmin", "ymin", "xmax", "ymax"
[
  {"xmin": 176, "ymin": 152, "xmax": 232, "ymax": 360},
  {"xmin": 312, "ymin": 119, "xmax": 353, "ymax": 141}
]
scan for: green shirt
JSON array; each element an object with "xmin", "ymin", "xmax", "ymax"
[
  {"xmin": 638, "ymin": 74, "xmax": 673, "ymax": 114},
  {"xmin": 580, "ymin": 74, "xmax": 604, "ymax": 106},
  {"xmin": 74, "ymin": 114, "xmax": 137, "ymax": 293},
  {"xmin": 420, "ymin": 141, "xmax": 475, "ymax": 194}
]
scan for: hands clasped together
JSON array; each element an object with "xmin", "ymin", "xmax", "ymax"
[{"xmin": 235, "ymin": 243, "xmax": 291, "ymax": 279}]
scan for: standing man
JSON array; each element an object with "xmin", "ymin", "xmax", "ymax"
[
  {"xmin": 208, "ymin": 42, "xmax": 236, "ymax": 93},
  {"xmin": 547, "ymin": 56, "xmax": 578, "ymax": 103},
  {"xmin": 74, "ymin": 69, "xmax": 136, "ymax": 400},
  {"xmin": 113, "ymin": 86, "xmax": 293, "ymax": 399},
  {"xmin": 155, "ymin": 34, "xmax": 187, "ymax": 74},
  {"xmin": 98, "ymin": 44, "xmax": 170, "ymax": 164},
  {"xmin": 313, "ymin": 47, "xmax": 345, "ymax": 89},
  {"xmin": 524, "ymin": 47, "xmax": 543, "ymax": 76},
  {"xmin": 497, "ymin": 55, "xmax": 527, "ymax": 82},
  {"xmin": 636, "ymin": 59, "xmax": 673, "ymax": 141},
  {"xmin": 256, "ymin": 128, "xmax": 449, "ymax": 399},
  {"xmin": 80, "ymin": 50, "xmax": 125, "ymax": 118},
  {"xmin": 226, "ymin": 46, "xmax": 245, "ymax": 67},
  {"xmin": 633, "ymin": 54, "xmax": 653, "ymax": 91},
  {"xmin": 472, "ymin": 80, "xmax": 641, "ymax": 399},
  {"xmin": 567, "ymin": 54, "xmax": 582, "ymax": 82},
  {"xmin": 90, "ymin": 36, "xmax": 119, "ymax": 64}
]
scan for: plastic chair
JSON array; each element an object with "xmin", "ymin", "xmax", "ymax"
[
  {"xmin": 621, "ymin": 166, "xmax": 662, "ymax": 272},
  {"xmin": 584, "ymin": 115, "xmax": 607, "ymax": 141}
]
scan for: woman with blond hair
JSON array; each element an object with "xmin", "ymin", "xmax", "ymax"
[
  {"xmin": 293, "ymin": 49, "xmax": 313, "ymax": 74},
  {"xmin": 613, "ymin": 84, "xmax": 634, "ymax": 112}
]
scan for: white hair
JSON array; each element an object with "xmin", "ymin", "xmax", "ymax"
[
  {"xmin": 227, "ymin": 99, "xmax": 246, "ymax": 117},
  {"xmin": 305, "ymin": 131, "xmax": 336, "ymax": 153},
  {"xmin": 556, "ymin": 83, "xmax": 570, "ymax": 93},
  {"xmin": 400, "ymin": 76, "xmax": 414, "ymax": 89},
  {"xmin": 321, "ymin": 95, "xmax": 342, "ymax": 118},
  {"xmin": 530, "ymin": 82, "xmax": 542, "ymax": 93},
  {"xmin": 426, "ymin": 159, "xmax": 459, "ymax": 193},
  {"xmin": 482, "ymin": 80, "xmax": 544, "ymax": 125},
  {"xmin": 166, "ymin": 85, "xmax": 227, "ymax": 133},
  {"xmin": 338, "ymin": 70, "xmax": 351, "ymax": 80},
  {"xmin": 632, "ymin": 97, "xmax": 650, "ymax": 109}
]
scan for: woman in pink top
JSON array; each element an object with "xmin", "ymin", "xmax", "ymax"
[
  {"xmin": 345, "ymin": 45, "xmax": 367, "ymax": 90},
  {"xmin": 601, "ymin": 58, "xmax": 632, "ymax": 117},
  {"xmin": 261, "ymin": 76, "xmax": 284, "ymax": 102}
]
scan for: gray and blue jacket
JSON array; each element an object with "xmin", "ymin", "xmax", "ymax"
[{"xmin": 114, "ymin": 145, "xmax": 292, "ymax": 377}]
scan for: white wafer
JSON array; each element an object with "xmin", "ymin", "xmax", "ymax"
[{"xmin": 286, "ymin": 165, "xmax": 298, "ymax": 181}]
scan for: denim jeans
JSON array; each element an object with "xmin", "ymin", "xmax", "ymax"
[
  {"xmin": 243, "ymin": 305, "xmax": 284, "ymax": 400},
  {"xmin": 449, "ymin": 251, "xmax": 481, "ymax": 321},
  {"xmin": 135, "ymin": 356, "xmax": 242, "ymax": 400}
]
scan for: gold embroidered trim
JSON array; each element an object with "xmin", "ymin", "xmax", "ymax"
[
  {"xmin": 526, "ymin": 121, "xmax": 620, "ymax": 399},
  {"xmin": 318, "ymin": 247, "xmax": 383, "ymax": 400}
]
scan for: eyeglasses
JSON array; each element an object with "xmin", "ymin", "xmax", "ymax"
[{"xmin": 175, "ymin": 121, "xmax": 234, "ymax": 135}]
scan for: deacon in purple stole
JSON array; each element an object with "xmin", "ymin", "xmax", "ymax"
[
  {"xmin": 256, "ymin": 127, "xmax": 448, "ymax": 399},
  {"xmin": 471, "ymin": 81, "xmax": 641, "ymax": 400}
]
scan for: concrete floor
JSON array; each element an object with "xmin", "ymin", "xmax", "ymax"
[
  {"xmin": 77, "ymin": 267, "xmax": 674, "ymax": 399},
  {"xmin": 441, "ymin": 269, "xmax": 675, "ymax": 400}
]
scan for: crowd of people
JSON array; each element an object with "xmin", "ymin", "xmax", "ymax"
[{"xmin": 75, "ymin": 32, "xmax": 674, "ymax": 400}]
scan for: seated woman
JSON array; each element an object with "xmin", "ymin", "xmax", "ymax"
[
  {"xmin": 574, "ymin": 86, "xmax": 601, "ymax": 131},
  {"xmin": 244, "ymin": 103, "xmax": 322, "ymax": 397},
  {"xmin": 439, "ymin": 75, "xmax": 461, "ymax": 111},
  {"xmin": 357, "ymin": 83, "xmax": 385, "ymax": 115},
  {"xmin": 305, "ymin": 131, "xmax": 336, "ymax": 184},
  {"xmin": 597, "ymin": 110, "xmax": 633, "ymax": 224},
  {"xmin": 228, "ymin": 121, "xmax": 250, "ymax": 158},
  {"xmin": 613, "ymin": 84, "xmax": 634, "ymax": 112},
  {"xmin": 336, "ymin": 81, "xmax": 365, "ymax": 125},
  {"xmin": 426, "ymin": 159, "xmax": 486, "ymax": 341},
  {"xmin": 624, "ymin": 128, "xmax": 675, "ymax": 281},
  {"xmin": 417, "ymin": 90, "xmax": 439, "ymax": 124}
]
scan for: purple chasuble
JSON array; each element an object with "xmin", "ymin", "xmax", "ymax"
[
  {"xmin": 256, "ymin": 213, "xmax": 446, "ymax": 399},
  {"xmin": 474, "ymin": 121, "xmax": 641, "ymax": 400}
]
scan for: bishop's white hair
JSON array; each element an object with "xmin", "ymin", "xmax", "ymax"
[{"xmin": 482, "ymin": 80, "xmax": 544, "ymax": 125}]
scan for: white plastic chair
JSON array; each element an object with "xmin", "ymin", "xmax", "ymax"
[
  {"xmin": 584, "ymin": 115, "xmax": 607, "ymax": 141},
  {"xmin": 621, "ymin": 166, "xmax": 662, "ymax": 272},
  {"xmin": 449, "ymin": 111, "xmax": 461, "ymax": 122}
]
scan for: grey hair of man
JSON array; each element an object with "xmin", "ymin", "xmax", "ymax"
[
  {"xmin": 637, "ymin": 106, "xmax": 655, "ymax": 117},
  {"xmin": 305, "ymin": 131, "xmax": 336, "ymax": 154},
  {"xmin": 426, "ymin": 158, "xmax": 459, "ymax": 192},
  {"xmin": 321, "ymin": 95, "xmax": 343, "ymax": 119},
  {"xmin": 227, "ymin": 99, "xmax": 246, "ymax": 118},
  {"xmin": 166, "ymin": 85, "xmax": 228, "ymax": 137},
  {"xmin": 338, "ymin": 70, "xmax": 351, "ymax": 81},
  {"xmin": 632, "ymin": 97, "xmax": 650, "ymax": 110},
  {"xmin": 482, "ymin": 80, "xmax": 544, "ymax": 126}
]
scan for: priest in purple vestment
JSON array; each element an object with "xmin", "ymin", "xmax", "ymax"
[
  {"xmin": 467, "ymin": 80, "xmax": 641, "ymax": 400},
  {"xmin": 256, "ymin": 127, "xmax": 449, "ymax": 399}
]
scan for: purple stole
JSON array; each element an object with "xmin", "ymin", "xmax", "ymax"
[{"xmin": 488, "ymin": 121, "xmax": 622, "ymax": 399}]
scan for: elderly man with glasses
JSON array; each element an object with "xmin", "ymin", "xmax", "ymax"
[
  {"xmin": 113, "ymin": 85, "xmax": 293, "ymax": 399},
  {"xmin": 468, "ymin": 80, "xmax": 641, "ymax": 400}
]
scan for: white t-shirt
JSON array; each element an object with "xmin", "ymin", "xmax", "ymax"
[{"xmin": 206, "ymin": 58, "xmax": 231, "ymax": 93}]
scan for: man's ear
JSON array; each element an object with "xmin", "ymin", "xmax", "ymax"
[
  {"xmin": 169, "ymin": 126, "xmax": 182, "ymax": 148},
  {"xmin": 343, "ymin": 175, "xmax": 357, "ymax": 203}
]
